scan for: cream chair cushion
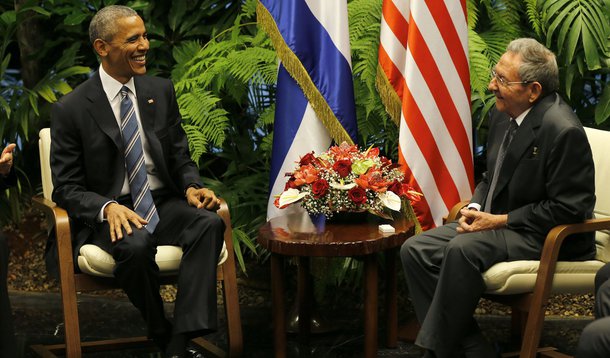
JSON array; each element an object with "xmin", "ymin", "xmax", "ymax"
[
  {"xmin": 483, "ymin": 127, "xmax": 610, "ymax": 295},
  {"xmin": 39, "ymin": 128, "xmax": 229, "ymax": 278},
  {"xmin": 78, "ymin": 242, "xmax": 228, "ymax": 278}
]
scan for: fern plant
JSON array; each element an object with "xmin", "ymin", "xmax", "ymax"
[{"xmin": 171, "ymin": 0, "xmax": 277, "ymax": 271}]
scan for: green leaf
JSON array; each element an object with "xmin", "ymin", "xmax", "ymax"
[
  {"xmin": 582, "ymin": 25, "xmax": 601, "ymax": 70},
  {"xmin": 55, "ymin": 66, "xmax": 91, "ymax": 79},
  {"xmin": 63, "ymin": 12, "xmax": 89, "ymax": 26},
  {"xmin": 0, "ymin": 11, "xmax": 16, "ymax": 26},
  {"xmin": 0, "ymin": 97, "xmax": 11, "ymax": 119},
  {"xmin": 564, "ymin": 17, "xmax": 582, "ymax": 65},
  {"xmin": 36, "ymin": 86, "xmax": 57, "ymax": 103},
  {"xmin": 17, "ymin": 6, "xmax": 51, "ymax": 17},
  {"xmin": 595, "ymin": 83, "xmax": 610, "ymax": 124},
  {"xmin": 168, "ymin": 0, "xmax": 187, "ymax": 32}
]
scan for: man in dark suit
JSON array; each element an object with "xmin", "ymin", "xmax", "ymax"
[
  {"xmin": 0, "ymin": 143, "xmax": 17, "ymax": 357},
  {"xmin": 400, "ymin": 38, "xmax": 596, "ymax": 358},
  {"xmin": 50, "ymin": 6, "xmax": 223, "ymax": 358}
]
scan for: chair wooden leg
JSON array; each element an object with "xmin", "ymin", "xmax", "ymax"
[
  {"xmin": 220, "ymin": 263, "xmax": 243, "ymax": 357},
  {"xmin": 55, "ymin": 216, "xmax": 83, "ymax": 358},
  {"xmin": 519, "ymin": 301, "xmax": 546, "ymax": 358}
]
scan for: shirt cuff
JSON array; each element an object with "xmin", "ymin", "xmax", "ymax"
[
  {"xmin": 467, "ymin": 203, "xmax": 481, "ymax": 211},
  {"xmin": 98, "ymin": 200, "xmax": 118, "ymax": 222}
]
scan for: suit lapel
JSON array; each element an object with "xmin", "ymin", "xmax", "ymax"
[
  {"xmin": 133, "ymin": 76, "xmax": 167, "ymax": 173},
  {"xmin": 134, "ymin": 76, "xmax": 157, "ymax": 133},
  {"xmin": 492, "ymin": 94, "xmax": 556, "ymax": 199},
  {"xmin": 87, "ymin": 73, "xmax": 122, "ymax": 150}
]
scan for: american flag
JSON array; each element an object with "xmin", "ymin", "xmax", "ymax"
[{"xmin": 377, "ymin": 0, "xmax": 474, "ymax": 229}]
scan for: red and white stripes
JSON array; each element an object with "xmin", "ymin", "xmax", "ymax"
[{"xmin": 378, "ymin": 0, "xmax": 473, "ymax": 229}]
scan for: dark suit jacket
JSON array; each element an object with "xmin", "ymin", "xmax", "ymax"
[
  {"xmin": 471, "ymin": 93, "xmax": 596, "ymax": 260},
  {"xmin": 50, "ymin": 72, "xmax": 202, "ymax": 260}
]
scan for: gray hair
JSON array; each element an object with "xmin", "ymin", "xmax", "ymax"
[
  {"xmin": 89, "ymin": 5, "xmax": 138, "ymax": 44},
  {"xmin": 506, "ymin": 38, "xmax": 559, "ymax": 96}
]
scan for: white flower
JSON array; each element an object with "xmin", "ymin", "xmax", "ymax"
[
  {"xmin": 278, "ymin": 188, "xmax": 308, "ymax": 207},
  {"xmin": 379, "ymin": 191, "xmax": 401, "ymax": 211},
  {"xmin": 329, "ymin": 181, "xmax": 357, "ymax": 190}
]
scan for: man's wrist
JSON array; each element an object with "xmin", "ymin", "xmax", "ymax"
[{"xmin": 184, "ymin": 183, "xmax": 202, "ymax": 197}]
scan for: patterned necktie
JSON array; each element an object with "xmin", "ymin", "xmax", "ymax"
[
  {"xmin": 483, "ymin": 120, "xmax": 518, "ymax": 212},
  {"xmin": 119, "ymin": 86, "xmax": 160, "ymax": 233}
]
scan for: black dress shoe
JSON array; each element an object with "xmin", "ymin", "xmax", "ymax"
[{"xmin": 186, "ymin": 347, "xmax": 205, "ymax": 358}]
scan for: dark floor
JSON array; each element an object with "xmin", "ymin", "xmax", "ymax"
[
  {"xmin": 10, "ymin": 292, "xmax": 590, "ymax": 358},
  {"xmin": 8, "ymin": 290, "xmax": 591, "ymax": 358}
]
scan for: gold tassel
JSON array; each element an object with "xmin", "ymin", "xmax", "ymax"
[
  {"xmin": 257, "ymin": 2, "xmax": 354, "ymax": 145},
  {"xmin": 375, "ymin": 64, "xmax": 402, "ymax": 127},
  {"xmin": 403, "ymin": 199, "xmax": 422, "ymax": 235}
]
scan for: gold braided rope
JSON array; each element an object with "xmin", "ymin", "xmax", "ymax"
[
  {"xmin": 256, "ymin": 2, "xmax": 354, "ymax": 145},
  {"xmin": 375, "ymin": 64, "xmax": 402, "ymax": 127}
]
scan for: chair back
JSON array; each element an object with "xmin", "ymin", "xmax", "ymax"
[
  {"xmin": 39, "ymin": 128, "xmax": 53, "ymax": 201},
  {"xmin": 584, "ymin": 127, "xmax": 610, "ymax": 262}
]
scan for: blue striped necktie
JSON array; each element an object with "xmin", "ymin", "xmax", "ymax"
[{"xmin": 119, "ymin": 86, "xmax": 160, "ymax": 233}]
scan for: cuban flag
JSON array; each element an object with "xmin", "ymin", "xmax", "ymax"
[{"xmin": 258, "ymin": 0, "xmax": 359, "ymax": 219}]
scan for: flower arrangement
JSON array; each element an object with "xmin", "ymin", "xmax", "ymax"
[{"xmin": 274, "ymin": 142, "xmax": 422, "ymax": 219}]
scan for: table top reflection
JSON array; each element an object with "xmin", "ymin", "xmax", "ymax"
[{"xmin": 258, "ymin": 211, "xmax": 415, "ymax": 257}]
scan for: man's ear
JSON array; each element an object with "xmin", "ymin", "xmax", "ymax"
[
  {"xmin": 93, "ymin": 39, "xmax": 108, "ymax": 57},
  {"xmin": 529, "ymin": 82, "xmax": 543, "ymax": 103}
]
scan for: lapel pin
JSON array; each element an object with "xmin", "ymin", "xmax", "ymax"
[
  {"xmin": 532, "ymin": 146, "xmax": 538, "ymax": 156},
  {"xmin": 147, "ymin": 99, "xmax": 154, "ymax": 104}
]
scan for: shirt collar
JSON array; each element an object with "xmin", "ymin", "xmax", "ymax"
[
  {"xmin": 99, "ymin": 65, "xmax": 136, "ymax": 101},
  {"xmin": 512, "ymin": 107, "xmax": 532, "ymax": 126}
]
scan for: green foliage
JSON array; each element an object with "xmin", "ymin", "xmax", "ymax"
[
  {"xmin": 142, "ymin": 0, "xmax": 241, "ymax": 77},
  {"xmin": 0, "ymin": 1, "xmax": 90, "ymax": 225},
  {"xmin": 170, "ymin": 0, "xmax": 277, "ymax": 269}
]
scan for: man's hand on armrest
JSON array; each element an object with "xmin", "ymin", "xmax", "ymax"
[
  {"xmin": 186, "ymin": 186, "xmax": 221, "ymax": 211},
  {"xmin": 456, "ymin": 207, "xmax": 508, "ymax": 234},
  {"xmin": 103, "ymin": 203, "xmax": 148, "ymax": 242}
]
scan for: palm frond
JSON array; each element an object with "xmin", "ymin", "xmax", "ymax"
[{"xmin": 541, "ymin": 0, "xmax": 610, "ymax": 70}]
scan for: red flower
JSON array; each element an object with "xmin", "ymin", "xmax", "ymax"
[
  {"xmin": 348, "ymin": 187, "xmax": 367, "ymax": 204},
  {"xmin": 388, "ymin": 180, "xmax": 404, "ymax": 196},
  {"xmin": 274, "ymin": 196, "xmax": 289, "ymax": 209},
  {"xmin": 365, "ymin": 147, "xmax": 380, "ymax": 158},
  {"xmin": 354, "ymin": 168, "xmax": 391, "ymax": 192},
  {"xmin": 293, "ymin": 164, "xmax": 319, "ymax": 186},
  {"xmin": 299, "ymin": 152, "xmax": 318, "ymax": 166},
  {"xmin": 312, "ymin": 179, "xmax": 329, "ymax": 198},
  {"xmin": 333, "ymin": 159, "xmax": 352, "ymax": 177},
  {"xmin": 329, "ymin": 142, "xmax": 359, "ymax": 160},
  {"xmin": 284, "ymin": 177, "xmax": 298, "ymax": 190}
]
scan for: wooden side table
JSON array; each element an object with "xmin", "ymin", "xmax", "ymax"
[{"xmin": 258, "ymin": 213, "xmax": 415, "ymax": 358}]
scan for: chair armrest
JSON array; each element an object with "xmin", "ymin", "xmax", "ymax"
[
  {"xmin": 32, "ymin": 195, "xmax": 75, "ymax": 267},
  {"xmin": 532, "ymin": 218, "xmax": 610, "ymax": 309},
  {"xmin": 445, "ymin": 200, "xmax": 470, "ymax": 223}
]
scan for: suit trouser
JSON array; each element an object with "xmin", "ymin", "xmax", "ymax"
[
  {"xmin": 400, "ymin": 222, "xmax": 541, "ymax": 358},
  {"xmin": 0, "ymin": 233, "xmax": 16, "ymax": 357},
  {"xmin": 89, "ymin": 193, "xmax": 224, "ymax": 341},
  {"xmin": 575, "ymin": 262, "xmax": 610, "ymax": 358}
]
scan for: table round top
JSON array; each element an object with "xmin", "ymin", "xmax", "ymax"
[{"xmin": 258, "ymin": 212, "xmax": 415, "ymax": 257}]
